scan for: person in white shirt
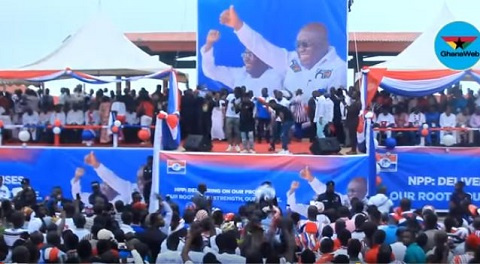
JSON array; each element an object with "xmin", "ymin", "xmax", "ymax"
[
  {"xmin": 66, "ymin": 104, "xmax": 85, "ymax": 143},
  {"xmin": 70, "ymin": 151, "xmax": 145, "ymax": 204},
  {"xmin": 374, "ymin": 107, "xmax": 395, "ymax": 139},
  {"xmin": 4, "ymin": 211, "xmax": 28, "ymax": 247},
  {"xmin": 50, "ymin": 105, "xmax": 66, "ymax": 126},
  {"xmin": 323, "ymin": 93, "xmax": 334, "ymax": 136},
  {"xmin": 225, "ymin": 88, "xmax": 243, "ymax": 152},
  {"xmin": 408, "ymin": 107, "xmax": 427, "ymax": 146},
  {"xmin": 439, "ymin": 106, "xmax": 457, "ymax": 145},
  {"xmin": 314, "ymin": 90, "xmax": 327, "ymax": 139},
  {"xmin": 22, "ymin": 108, "xmax": 39, "ymax": 141},
  {"xmin": 220, "ymin": 6, "xmax": 347, "ymax": 98},
  {"xmin": 201, "ymin": 29, "xmax": 283, "ymax": 96},
  {"xmin": 367, "ymin": 186, "xmax": 393, "ymax": 214},
  {"xmin": 109, "ymin": 96, "xmax": 126, "ymax": 137},
  {"xmin": 0, "ymin": 176, "xmax": 11, "ymax": 200}
]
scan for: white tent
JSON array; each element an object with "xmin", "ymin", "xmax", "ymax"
[
  {"xmin": 364, "ymin": 4, "xmax": 480, "ymax": 103},
  {"xmin": 20, "ymin": 13, "xmax": 172, "ymax": 76}
]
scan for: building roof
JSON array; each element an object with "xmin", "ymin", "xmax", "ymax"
[{"xmin": 126, "ymin": 32, "xmax": 420, "ymax": 54}]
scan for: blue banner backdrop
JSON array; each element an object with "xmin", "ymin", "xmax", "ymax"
[
  {"xmin": 377, "ymin": 147, "xmax": 480, "ymax": 210},
  {"xmin": 159, "ymin": 152, "xmax": 369, "ymax": 213},
  {"xmin": 197, "ymin": 0, "xmax": 348, "ymax": 92},
  {"xmin": 0, "ymin": 147, "xmax": 151, "ymax": 204}
]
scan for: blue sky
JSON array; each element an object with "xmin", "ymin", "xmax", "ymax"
[{"xmin": 0, "ymin": 0, "xmax": 478, "ymax": 93}]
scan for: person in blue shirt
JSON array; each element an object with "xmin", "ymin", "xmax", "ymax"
[{"xmin": 255, "ymin": 88, "xmax": 272, "ymax": 143}]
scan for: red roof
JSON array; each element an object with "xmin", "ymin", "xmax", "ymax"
[{"xmin": 125, "ymin": 32, "xmax": 421, "ymax": 54}]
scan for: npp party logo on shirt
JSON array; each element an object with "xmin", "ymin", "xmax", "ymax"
[
  {"xmin": 167, "ymin": 160, "xmax": 187, "ymax": 174},
  {"xmin": 435, "ymin": 21, "xmax": 480, "ymax": 70}
]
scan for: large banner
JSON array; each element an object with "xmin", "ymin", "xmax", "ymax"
[
  {"xmin": 0, "ymin": 147, "xmax": 151, "ymax": 204},
  {"xmin": 197, "ymin": 0, "xmax": 348, "ymax": 95},
  {"xmin": 160, "ymin": 152, "xmax": 369, "ymax": 213},
  {"xmin": 377, "ymin": 147, "xmax": 480, "ymax": 210}
]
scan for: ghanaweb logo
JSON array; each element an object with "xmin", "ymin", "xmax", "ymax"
[
  {"xmin": 167, "ymin": 160, "xmax": 186, "ymax": 174},
  {"xmin": 435, "ymin": 21, "xmax": 480, "ymax": 70}
]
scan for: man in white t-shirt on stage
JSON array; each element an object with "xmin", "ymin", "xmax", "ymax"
[
  {"xmin": 220, "ymin": 5, "xmax": 347, "ymax": 98},
  {"xmin": 201, "ymin": 29, "xmax": 283, "ymax": 97},
  {"xmin": 225, "ymin": 88, "xmax": 243, "ymax": 152}
]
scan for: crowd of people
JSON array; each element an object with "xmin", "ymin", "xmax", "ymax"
[
  {"xmin": 1, "ymin": 82, "xmax": 479, "ymax": 153},
  {"xmin": 0, "ymin": 168, "xmax": 478, "ymax": 263}
]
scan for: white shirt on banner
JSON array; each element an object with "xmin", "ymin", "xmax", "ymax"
[
  {"xmin": 225, "ymin": 94, "xmax": 241, "ymax": 118},
  {"xmin": 70, "ymin": 163, "xmax": 139, "ymax": 204},
  {"xmin": 201, "ymin": 46, "xmax": 283, "ymax": 96},
  {"xmin": 235, "ymin": 23, "xmax": 347, "ymax": 97},
  {"xmin": 66, "ymin": 110, "xmax": 85, "ymax": 125},
  {"xmin": 0, "ymin": 185, "xmax": 11, "ymax": 200},
  {"xmin": 408, "ymin": 112, "xmax": 426, "ymax": 127}
]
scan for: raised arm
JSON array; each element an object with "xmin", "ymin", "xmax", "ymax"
[
  {"xmin": 70, "ymin": 168, "xmax": 89, "ymax": 205},
  {"xmin": 300, "ymin": 166, "xmax": 326, "ymax": 195},
  {"xmin": 201, "ymin": 30, "xmax": 237, "ymax": 88},
  {"xmin": 84, "ymin": 151, "xmax": 133, "ymax": 196},
  {"xmin": 286, "ymin": 181, "xmax": 309, "ymax": 218},
  {"xmin": 220, "ymin": 5, "xmax": 289, "ymax": 73}
]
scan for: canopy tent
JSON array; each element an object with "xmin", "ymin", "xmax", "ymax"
[
  {"xmin": 363, "ymin": 4, "xmax": 480, "ymax": 107},
  {"xmin": 0, "ymin": 13, "xmax": 187, "ymax": 83}
]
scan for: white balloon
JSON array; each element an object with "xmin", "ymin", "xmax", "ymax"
[
  {"xmin": 443, "ymin": 134, "xmax": 455, "ymax": 147},
  {"xmin": 53, "ymin": 127, "xmax": 61, "ymax": 135},
  {"xmin": 422, "ymin": 124, "xmax": 429, "ymax": 129},
  {"xmin": 18, "ymin": 130, "xmax": 30, "ymax": 142},
  {"xmin": 365, "ymin": 111, "xmax": 374, "ymax": 119},
  {"xmin": 113, "ymin": 120, "xmax": 122, "ymax": 127}
]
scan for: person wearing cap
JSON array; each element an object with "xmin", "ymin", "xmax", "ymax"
[
  {"xmin": 13, "ymin": 177, "xmax": 37, "ymax": 208},
  {"xmin": 201, "ymin": 29, "xmax": 283, "ymax": 97},
  {"xmin": 88, "ymin": 181, "xmax": 109, "ymax": 207},
  {"xmin": 316, "ymin": 181, "xmax": 341, "ymax": 211}
]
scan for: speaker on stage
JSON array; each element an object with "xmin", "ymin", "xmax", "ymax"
[
  {"xmin": 310, "ymin": 137, "xmax": 341, "ymax": 155},
  {"xmin": 184, "ymin": 134, "xmax": 212, "ymax": 152}
]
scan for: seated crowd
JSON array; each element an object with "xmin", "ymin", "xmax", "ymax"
[
  {"xmin": 0, "ymin": 83, "xmax": 478, "ymax": 152},
  {"xmin": 0, "ymin": 173, "xmax": 478, "ymax": 263}
]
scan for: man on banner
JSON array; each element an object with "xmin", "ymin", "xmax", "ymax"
[
  {"xmin": 201, "ymin": 29, "xmax": 283, "ymax": 96},
  {"xmin": 220, "ymin": 5, "xmax": 346, "ymax": 97},
  {"xmin": 297, "ymin": 166, "xmax": 368, "ymax": 208},
  {"xmin": 70, "ymin": 151, "xmax": 146, "ymax": 204}
]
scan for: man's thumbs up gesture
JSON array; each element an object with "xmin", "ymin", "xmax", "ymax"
[{"xmin": 220, "ymin": 5, "xmax": 243, "ymax": 31}]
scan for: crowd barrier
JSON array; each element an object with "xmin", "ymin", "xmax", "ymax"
[{"xmin": 0, "ymin": 142, "xmax": 476, "ymax": 211}]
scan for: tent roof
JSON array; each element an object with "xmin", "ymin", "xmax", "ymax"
[
  {"xmin": 371, "ymin": 4, "xmax": 475, "ymax": 71},
  {"xmin": 19, "ymin": 13, "xmax": 173, "ymax": 76}
]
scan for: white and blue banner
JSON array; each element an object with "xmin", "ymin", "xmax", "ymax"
[{"xmin": 197, "ymin": 0, "xmax": 348, "ymax": 95}]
